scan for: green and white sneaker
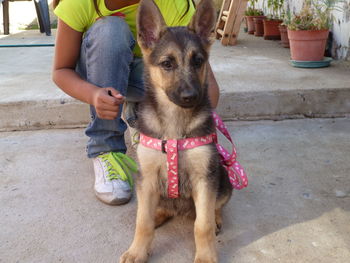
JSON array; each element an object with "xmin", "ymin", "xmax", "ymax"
[{"xmin": 93, "ymin": 152, "xmax": 138, "ymax": 205}]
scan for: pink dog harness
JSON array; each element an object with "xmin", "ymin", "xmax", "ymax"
[{"xmin": 140, "ymin": 112, "xmax": 248, "ymax": 198}]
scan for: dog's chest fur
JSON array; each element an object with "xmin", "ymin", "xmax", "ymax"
[
  {"xmin": 136, "ymin": 96, "xmax": 217, "ymax": 201},
  {"xmin": 137, "ymin": 138, "xmax": 213, "ymax": 198}
]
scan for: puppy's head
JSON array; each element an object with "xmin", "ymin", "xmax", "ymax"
[{"xmin": 137, "ymin": 0, "xmax": 216, "ymax": 108}]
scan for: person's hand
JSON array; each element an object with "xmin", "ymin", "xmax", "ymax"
[{"xmin": 92, "ymin": 88, "xmax": 125, "ymax": 120}]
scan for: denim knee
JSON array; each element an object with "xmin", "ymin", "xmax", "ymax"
[
  {"xmin": 77, "ymin": 16, "xmax": 137, "ymax": 97},
  {"xmin": 84, "ymin": 16, "xmax": 136, "ymax": 58}
]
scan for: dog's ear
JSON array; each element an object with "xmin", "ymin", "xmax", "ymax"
[
  {"xmin": 188, "ymin": 0, "xmax": 216, "ymax": 44},
  {"xmin": 137, "ymin": 0, "xmax": 167, "ymax": 51}
]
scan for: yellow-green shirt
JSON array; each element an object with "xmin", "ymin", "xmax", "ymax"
[{"xmin": 54, "ymin": 0, "xmax": 195, "ymax": 57}]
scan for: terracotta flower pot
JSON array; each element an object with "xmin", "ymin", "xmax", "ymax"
[
  {"xmin": 279, "ymin": 25, "xmax": 289, "ymax": 48},
  {"xmin": 253, "ymin": 16, "xmax": 266, "ymax": 37},
  {"xmin": 246, "ymin": 16, "xmax": 255, "ymax": 34},
  {"xmin": 288, "ymin": 29, "xmax": 329, "ymax": 61},
  {"xmin": 263, "ymin": 19, "xmax": 282, "ymax": 40}
]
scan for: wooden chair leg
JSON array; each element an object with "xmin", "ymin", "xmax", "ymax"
[
  {"xmin": 215, "ymin": 0, "xmax": 231, "ymax": 39},
  {"xmin": 2, "ymin": 0, "xmax": 10, "ymax": 35}
]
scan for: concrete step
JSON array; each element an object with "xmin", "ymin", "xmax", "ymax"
[
  {"xmin": 1, "ymin": 30, "xmax": 350, "ymax": 131},
  {"xmin": 1, "ymin": 118, "xmax": 350, "ymax": 262},
  {"xmin": 0, "ymin": 30, "xmax": 90, "ymax": 131},
  {"xmin": 211, "ymin": 35, "xmax": 350, "ymax": 121}
]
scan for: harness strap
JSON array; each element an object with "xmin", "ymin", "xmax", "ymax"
[
  {"xmin": 139, "ymin": 112, "xmax": 248, "ymax": 198},
  {"xmin": 139, "ymin": 133, "xmax": 215, "ymax": 198},
  {"xmin": 165, "ymin": 140, "xmax": 179, "ymax": 198}
]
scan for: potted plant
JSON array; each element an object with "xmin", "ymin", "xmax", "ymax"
[
  {"xmin": 287, "ymin": 0, "xmax": 340, "ymax": 61},
  {"xmin": 279, "ymin": 9, "xmax": 292, "ymax": 48},
  {"xmin": 253, "ymin": 11, "xmax": 266, "ymax": 37},
  {"xmin": 263, "ymin": 0, "xmax": 284, "ymax": 40},
  {"xmin": 245, "ymin": 0, "xmax": 265, "ymax": 35}
]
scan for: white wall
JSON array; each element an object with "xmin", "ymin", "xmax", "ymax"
[
  {"xmin": 255, "ymin": 0, "xmax": 350, "ymax": 60},
  {"xmin": 331, "ymin": 1, "xmax": 350, "ymax": 59}
]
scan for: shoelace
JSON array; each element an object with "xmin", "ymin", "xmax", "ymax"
[
  {"xmin": 100, "ymin": 152, "xmax": 138, "ymax": 188},
  {"xmin": 132, "ymin": 131, "xmax": 140, "ymax": 146}
]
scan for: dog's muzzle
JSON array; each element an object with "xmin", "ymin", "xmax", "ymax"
[{"xmin": 179, "ymin": 89, "xmax": 199, "ymax": 105}]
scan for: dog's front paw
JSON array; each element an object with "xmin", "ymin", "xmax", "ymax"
[{"xmin": 119, "ymin": 250, "xmax": 148, "ymax": 263}]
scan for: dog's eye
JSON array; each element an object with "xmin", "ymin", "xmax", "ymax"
[
  {"xmin": 160, "ymin": 60, "xmax": 173, "ymax": 71},
  {"xmin": 193, "ymin": 56, "xmax": 204, "ymax": 68}
]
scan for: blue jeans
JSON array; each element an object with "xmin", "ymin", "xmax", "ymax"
[{"xmin": 76, "ymin": 16, "xmax": 144, "ymax": 158}]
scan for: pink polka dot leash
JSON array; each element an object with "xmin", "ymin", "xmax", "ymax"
[{"xmin": 139, "ymin": 112, "xmax": 248, "ymax": 198}]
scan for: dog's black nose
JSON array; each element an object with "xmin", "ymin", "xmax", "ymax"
[{"xmin": 180, "ymin": 89, "xmax": 198, "ymax": 104}]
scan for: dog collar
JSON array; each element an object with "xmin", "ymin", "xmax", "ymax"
[{"xmin": 140, "ymin": 112, "xmax": 248, "ymax": 198}]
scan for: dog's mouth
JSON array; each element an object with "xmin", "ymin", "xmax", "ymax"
[{"xmin": 172, "ymin": 100, "xmax": 198, "ymax": 108}]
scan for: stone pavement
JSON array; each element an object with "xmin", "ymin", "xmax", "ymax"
[
  {"xmin": 0, "ymin": 30, "xmax": 350, "ymax": 131},
  {"xmin": 0, "ymin": 118, "xmax": 349, "ymax": 263}
]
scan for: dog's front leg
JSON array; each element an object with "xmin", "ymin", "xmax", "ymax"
[
  {"xmin": 120, "ymin": 177, "xmax": 159, "ymax": 263},
  {"xmin": 193, "ymin": 179, "xmax": 217, "ymax": 263}
]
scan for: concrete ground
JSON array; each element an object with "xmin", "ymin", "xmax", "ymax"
[
  {"xmin": 1, "ymin": 30, "xmax": 350, "ymax": 131},
  {"xmin": 1, "ymin": 21, "xmax": 350, "ymax": 263},
  {"xmin": 1, "ymin": 118, "xmax": 350, "ymax": 263}
]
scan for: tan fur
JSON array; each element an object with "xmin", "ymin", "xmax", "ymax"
[
  {"xmin": 154, "ymin": 206, "xmax": 173, "ymax": 227},
  {"xmin": 121, "ymin": 140, "xmax": 217, "ymax": 263},
  {"xmin": 146, "ymin": 45, "xmax": 209, "ymax": 96},
  {"xmin": 120, "ymin": 1, "xmax": 227, "ymax": 262},
  {"xmin": 214, "ymin": 194, "xmax": 231, "ymax": 235},
  {"xmin": 140, "ymin": 81, "xmax": 210, "ymax": 140},
  {"xmin": 120, "ymin": 150, "xmax": 160, "ymax": 263},
  {"xmin": 137, "ymin": 139, "xmax": 212, "ymax": 195},
  {"xmin": 193, "ymin": 180, "xmax": 217, "ymax": 263},
  {"xmin": 121, "ymin": 114, "xmax": 220, "ymax": 263}
]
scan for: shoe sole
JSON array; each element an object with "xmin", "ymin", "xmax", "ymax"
[{"xmin": 94, "ymin": 190, "xmax": 132, "ymax": 206}]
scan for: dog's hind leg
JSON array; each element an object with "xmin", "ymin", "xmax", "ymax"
[
  {"xmin": 215, "ymin": 208, "xmax": 223, "ymax": 235},
  {"xmin": 155, "ymin": 206, "xmax": 173, "ymax": 228},
  {"xmin": 192, "ymin": 180, "xmax": 218, "ymax": 263},
  {"xmin": 120, "ymin": 176, "xmax": 159, "ymax": 263},
  {"xmin": 214, "ymin": 192, "xmax": 232, "ymax": 235}
]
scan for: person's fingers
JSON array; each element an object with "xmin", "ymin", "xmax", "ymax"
[
  {"xmin": 108, "ymin": 88, "xmax": 124, "ymax": 100},
  {"xmin": 101, "ymin": 93, "xmax": 125, "ymax": 106},
  {"xmin": 100, "ymin": 90, "xmax": 119, "ymax": 105}
]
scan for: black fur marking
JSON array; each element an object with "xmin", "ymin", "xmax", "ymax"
[{"xmin": 149, "ymin": 27, "xmax": 209, "ymax": 67}]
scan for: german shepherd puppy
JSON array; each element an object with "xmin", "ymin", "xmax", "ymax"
[{"xmin": 120, "ymin": 0, "xmax": 232, "ymax": 262}]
